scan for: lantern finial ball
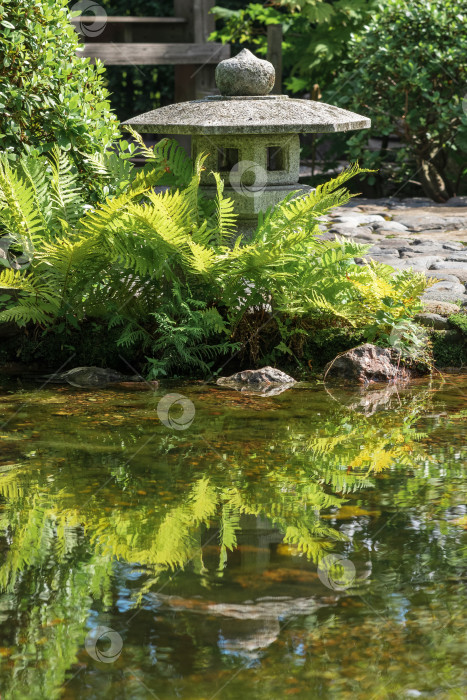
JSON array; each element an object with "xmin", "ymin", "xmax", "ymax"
[{"xmin": 215, "ymin": 48, "xmax": 275, "ymax": 97}]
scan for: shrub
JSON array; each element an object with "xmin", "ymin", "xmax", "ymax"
[
  {"xmin": 211, "ymin": 1, "xmax": 383, "ymax": 95},
  {"xmin": 333, "ymin": 0, "xmax": 467, "ymax": 201},
  {"xmin": 0, "ymin": 0, "xmax": 119, "ymax": 172}
]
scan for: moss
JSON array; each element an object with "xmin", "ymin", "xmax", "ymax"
[
  {"xmin": 448, "ymin": 313, "xmax": 467, "ymax": 338},
  {"xmin": 430, "ymin": 329, "xmax": 467, "ymax": 368},
  {"xmin": 303, "ymin": 327, "xmax": 366, "ymax": 370}
]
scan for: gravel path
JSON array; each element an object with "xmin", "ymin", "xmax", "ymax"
[{"xmin": 320, "ymin": 196, "xmax": 467, "ymax": 311}]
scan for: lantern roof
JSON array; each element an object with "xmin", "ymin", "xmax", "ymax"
[{"xmin": 123, "ymin": 49, "xmax": 370, "ymax": 136}]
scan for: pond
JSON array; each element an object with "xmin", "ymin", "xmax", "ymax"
[{"xmin": 0, "ymin": 376, "xmax": 466, "ymax": 699}]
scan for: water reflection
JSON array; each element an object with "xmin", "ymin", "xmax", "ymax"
[{"xmin": 0, "ymin": 377, "xmax": 465, "ymax": 698}]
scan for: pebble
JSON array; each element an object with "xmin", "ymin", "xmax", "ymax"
[
  {"xmin": 422, "ymin": 291, "xmax": 466, "ymax": 303},
  {"xmin": 372, "ymin": 220, "xmax": 409, "ymax": 232},
  {"xmin": 402, "ymin": 256, "xmax": 444, "ymax": 270},
  {"xmin": 426, "ymin": 281, "xmax": 466, "ymax": 295},
  {"xmin": 352, "ymin": 231, "xmax": 380, "ymax": 242},
  {"xmin": 431, "ymin": 268, "xmax": 467, "ymax": 285},
  {"xmin": 328, "ymin": 225, "xmax": 360, "ymax": 237},
  {"xmin": 444, "ymin": 253, "xmax": 467, "ymax": 262},
  {"xmin": 333, "ymin": 214, "xmax": 386, "ymax": 226},
  {"xmin": 399, "ymin": 249, "xmax": 444, "ymax": 258},
  {"xmin": 442, "ymin": 241, "xmax": 465, "ymax": 251},
  {"xmin": 369, "ymin": 246, "xmax": 401, "ymax": 257},
  {"xmin": 392, "ymin": 213, "xmax": 467, "ymax": 231},
  {"xmin": 371, "ymin": 238, "xmax": 412, "ymax": 249}
]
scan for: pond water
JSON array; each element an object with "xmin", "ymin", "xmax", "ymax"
[{"xmin": 0, "ymin": 375, "xmax": 466, "ymax": 699}]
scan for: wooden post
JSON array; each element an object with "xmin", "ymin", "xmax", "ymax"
[
  {"xmin": 193, "ymin": 0, "xmax": 217, "ymax": 99},
  {"xmin": 267, "ymin": 24, "xmax": 282, "ymax": 95},
  {"xmin": 174, "ymin": 0, "xmax": 218, "ymax": 102}
]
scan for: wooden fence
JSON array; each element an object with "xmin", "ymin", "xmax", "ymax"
[
  {"xmin": 72, "ymin": 0, "xmax": 228, "ymax": 102},
  {"xmin": 72, "ymin": 0, "xmax": 283, "ymax": 102}
]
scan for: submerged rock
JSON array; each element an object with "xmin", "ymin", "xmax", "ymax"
[
  {"xmin": 42, "ymin": 366, "xmax": 140, "ymax": 388},
  {"xmin": 324, "ymin": 344, "xmax": 422, "ymax": 385},
  {"xmin": 217, "ymin": 366, "xmax": 296, "ymax": 388},
  {"xmin": 110, "ymin": 380, "xmax": 159, "ymax": 391}
]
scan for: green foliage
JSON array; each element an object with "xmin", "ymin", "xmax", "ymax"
[
  {"xmin": 95, "ymin": 0, "xmax": 173, "ymax": 14},
  {"xmin": 363, "ymin": 297, "xmax": 430, "ymax": 362},
  {"xmin": 114, "ymin": 283, "xmax": 238, "ymax": 378},
  {"xmin": 210, "ymin": 0, "xmax": 382, "ymax": 94},
  {"xmin": 431, "ymin": 329, "xmax": 467, "ymax": 368},
  {"xmin": 448, "ymin": 313, "xmax": 467, "ymax": 339},
  {"xmin": 0, "ymin": 0, "xmax": 119, "ymax": 177},
  {"xmin": 77, "ymin": 1, "xmax": 174, "ymax": 121},
  {"xmin": 0, "ymin": 141, "xmax": 429, "ymax": 375},
  {"xmin": 333, "ymin": 0, "xmax": 467, "ymax": 200}
]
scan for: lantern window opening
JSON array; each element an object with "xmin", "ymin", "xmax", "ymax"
[
  {"xmin": 267, "ymin": 146, "xmax": 286, "ymax": 172},
  {"xmin": 218, "ymin": 147, "xmax": 239, "ymax": 172}
]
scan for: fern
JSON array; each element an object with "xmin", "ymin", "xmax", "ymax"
[
  {"xmin": 0, "ymin": 145, "xmax": 430, "ymax": 371},
  {"xmin": 211, "ymin": 171, "xmax": 237, "ymax": 244},
  {"xmin": 17, "ymin": 154, "xmax": 53, "ymax": 233},
  {"xmin": 49, "ymin": 146, "xmax": 85, "ymax": 231},
  {"xmin": 0, "ymin": 154, "xmax": 46, "ymax": 242},
  {"xmin": 255, "ymin": 163, "xmax": 371, "ymax": 243},
  {"xmin": 122, "ymin": 127, "xmax": 193, "ymax": 186},
  {"xmin": 144, "ymin": 286, "xmax": 239, "ymax": 378}
]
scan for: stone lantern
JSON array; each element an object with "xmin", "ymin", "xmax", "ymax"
[{"xmin": 123, "ymin": 49, "xmax": 370, "ymax": 234}]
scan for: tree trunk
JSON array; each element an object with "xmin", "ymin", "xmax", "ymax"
[{"xmin": 416, "ymin": 156, "xmax": 451, "ymax": 202}]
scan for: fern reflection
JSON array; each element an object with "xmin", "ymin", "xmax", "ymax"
[{"xmin": 0, "ymin": 385, "xmax": 436, "ymax": 592}]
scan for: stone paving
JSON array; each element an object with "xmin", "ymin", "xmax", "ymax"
[{"xmin": 320, "ymin": 196, "xmax": 467, "ymax": 313}]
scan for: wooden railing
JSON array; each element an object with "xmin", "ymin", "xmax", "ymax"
[{"xmin": 71, "ymin": 0, "xmax": 230, "ymax": 102}]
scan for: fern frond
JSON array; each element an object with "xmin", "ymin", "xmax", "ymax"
[
  {"xmin": 254, "ymin": 163, "xmax": 371, "ymax": 244},
  {"xmin": 122, "ymin": 128, "xmax": 193, "ymax": 187},
  {"xmin": 0, "ymin": 155, "xmax": 46, "ymax": 240},
  {"xmin": 211, "ymin": 171, "xmax": 237, "ymax": 243},
  {"xmin": 121, "ymin": 125, "xmax": 160, "ymax": 160},
  {"xmin": 49, "ymin": 146, "xmax": 85, "ymax": 231},
  {"xmin": 17, "ymin": 154, "xmax": 53, "ymax": 232},
  {"xmin": 0, "ymin": 268, "xmax": 59, "ymax": 325}
]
